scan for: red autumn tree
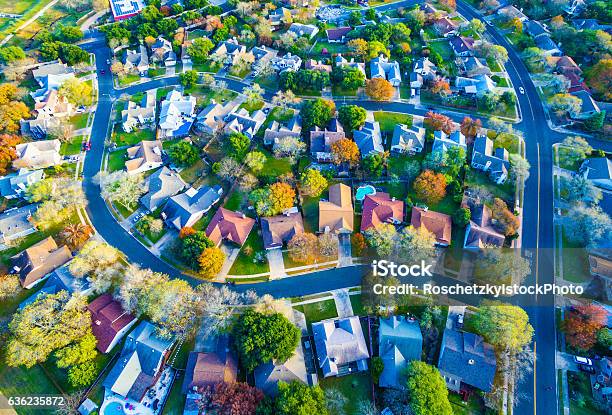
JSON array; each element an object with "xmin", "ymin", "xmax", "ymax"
[
  {"xmin": 211, "ymin": 382, "xmax": 264, "ymax": 415},
  {"xmin": 413, "ymin": 170, "xmax": 447, "ymax": 205},
  {"xmin": 564, "ymin": 304, "xmax": 607, "ymax": 351},
  {"xmin": 431, "ymin": 79, "xmax": 451, "ymax": 96},
  {"xmin": 179, "ymin": 226, "xmax": 196, "ymax": 239},
  {"xmin": 0, "ymin": 134, "xmax": 20, "ymax": 175},
  {"xmin": 352, "ymin": 233, "xmax": 367, "ymax": 256},
  {"xmin": 424, "ymin": 111, "xmax": 454, "ymax": 134},
  {"xmin": 491, "ymin": 198, "xmax": 520, "ymax": 236},
  {"xmin": 460, "ymin": 117, "xmax": 483, "ymax": 141}
]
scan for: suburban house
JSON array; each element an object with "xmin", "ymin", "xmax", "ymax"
[
  {"xmin": 461, "ymin": 57, "xmax": 492, "ymax": 77},
  {"xmin": 438, "ymin": 329, "xmax": 497, "ymax": 393},
  {"xmin": 162, "ymin": 185, "xmax": 224, "ymax": 230},
  {"xmin": 552, "ymin": 55, "xmax": 583, "ymax": 78},
  {"xmin": 212, "ymin": 38, "xmax": 255, "ymax": 66},
  {"xmin": 410, "ymin": 57, "xmax": 437, "ymax": 90},
  {"xmin": 305, "ymin": 59, "xmax": 332, "ymax": 72},
  {"xmin": 11, "ymin": 236, "xmax": 72, "ymax": 289},
  {"xmin": 158, "ymin": 89, "xmax": 197, "ymax": 138},
  {"xmin": 122, "ymin": 90, "xmax": 156, "ymax": 132},
  {"xmin": 497, "ymin": 5, "xmax": 528, "ymax": 21},
  {"xmin": 182, "ymin": 335, "xmax": 238, "ymax": 394},
  {"xmin": 432, "ymin": 130, "xmax": 467, "ymax": 154},
  {"xmin": 410, "ymin": 207, "xmax": 452, "ymax": 246},
  {"xmin": 261, "ymin": 208, "xmax": 304, "ymax": 250},
  {"xmin": 268, "ymin": 7, "xmax": 294, "ymax": 30},
  {"xmin": 205, "ymin": 207, "xmax": 255, "ymax": 247},
  {"xmin": 125, "ymin": 140, "xmax": 164, "ymax": 175},
  {"xmin": 354, "ymin": 121, "xmax": 384, "ymax": 158},
  {"xmin": 449, "ymin": 36, "xmax": 475, "ymax": 57},
  {"xmin": 33, "ymin": 89, "xmax": 73, "ymax": 120},
  {"xmin": 535, "ymin": 35, "xmax": 562, "ymax": 56},
  {"xmin": 335, "ymin": 54, "xmax": 366, "ymax": 77},
  {"xmin": 471, "ymin": 136, "xmax": 510, "ymax": 184},
  {"xmin": 123, "ymin": 45, "xmax": 150, "ymax": 74},
  {"xmin": 0, "ymin": 205, "xmax": 38, "ymax": 244},
  {"xmin": 573, "ymin": 18, "xmax": 611, "ymax": 31},
  {"xmin": 391, "ymin": 124, "xmax": 425, "ymax": 154},
  {"xmin": 224, "ymin": 108, "xmax": 267, "ymax": 139},
  {"xmin": 0, "ymin": 169, "xmax": 44, "ymax": 200},
  {"xmin": 31, "ymin": 62, "xmax": 75, "ymax": 103},
  {"xmin": 370, "ymin": 55, "xmax": 402, "ymax": 86},
  {"xmin": 319, "ymin": 183, "xmax": 354, "ymax": 234},
  {"xmin": 88, "ymin": 294, "xmax": 137, "ymax": 354},
  {"xmin": 326, "ymin": 26, "xmax": 352, "ymax": 43},
  {"xmin": 564, "ymin": 0, "xmax": 587, "ymax": 15},
  {"xmin": 378, "ymin": 315, "xmax": 423, "ymax": 389},
  {"xmin": 524, "ymin": 20, "xmax": 550, "ymax": 39},
  {"xmin": 570, "ymin": 90, "xmax": 601, "ymax": 119},
  {"xmin": 18, "ymin": 262, "xmax": 93, "ymax": 309},
  {"xmin": 264, "ymin": 115, "xmax": 302, "ymax": 146},
  {"xmin": 312, "ymin": 316, "xmax": 369, "ymax": 377},
  {"xmin": 150, "ymin": 37, "xmax": 177, "ymax": 67},
  {"xmin": 271, "ymin": 53, "xmax": 303, "ymax": 72},
  {"xmin": 433, "ymin": 16, "xmax": 459, "ymax": 36},
  {"xmin": 310, "ymin": 118, "xmax": 346, "ymax": 162},
  {"xmin": 255, "ymin": 342, "xmax": 309, "ymax": 395},
  {"xmin": 195, "ymin": 101, "xmax": 237, "ymax": 135},
  {"xmin": 580, "ymin": 157, "xmax": 612, "ymax": 190},
  {"xmin": 464, "ymin": 204, "xmax": 506, "ymax": 249},
  {"xmin": 13, "ymin": 140, "xmax": 62, "ymax": 170},
  {"xmin": 102, "ymin": 321, "xmax": 174, "ymax": 401},
  {"xmin": 251, "ymin": 46, "xmax": 278, "ymax": 65},
  {"xmin": 110, "ymin": 0, "xmax": 145, "ymax": 20},
  {"xmin": 141, "ymin": 167, "xmax": 187, "ymax": 212},
  {"xmin": 288, "ymin": 23, "xmax": 319, "ymax": 39},
  {"xmin": 361, "ymin": 193, "xmax": 404, "ymax": 232},
  {"xmin": 455, "ymin": 74, "xmax": 496, "ymax": 96}
]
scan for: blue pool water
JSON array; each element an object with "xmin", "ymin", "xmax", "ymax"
[
  {"xmin": 103, "ymin": 402, "xmax": 126, "ymax": 415},
  {"xmin": 355, "ymin": 185, "xmax": 376, "ymax": 201}
]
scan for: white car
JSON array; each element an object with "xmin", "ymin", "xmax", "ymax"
[
  {"xmin": 106, "ymin": 59, "xmax": 111, "ymax": 65},
  {"xmin": 574, "ymin": 356, "xmax": 593, "ymax": 366},
  {"xmin": 519, "ymin": 87, "xmax": 525, "ymax": 95},
  {"xmin": 486, "ymin": 20, "xmax": 493, "ymax": 27}
]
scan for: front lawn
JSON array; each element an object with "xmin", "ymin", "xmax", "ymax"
[
  {"xmin": 107, "ymin": 149, "xmax": 127, "ymax": 172},
  {"xmin": 310, "ymin": 41, "xmax": 348, "ymax": 56},
  {"xmin": 224, "ymin": 189, "xmax": 248, "ymax": 211},
  {"xmin": 427, "ymin": 39, "xmax": 453, "ymax": 60},
  {"xmin": 319, "ymin": 372, "xmax": 372, "ymax": 415},
  {"xmin": 293, "ymin": 298, "xmax": 338, "ymax": 325},
  {"xmin": 374, "ymin": 111, "xmax": 413, "ymax": 132},
  {"xmin": 228, "ymin": 229, "xmax": 269, "ymax": 275},
  {"xmin": 112, "ymin": 126, "xmax": 155, "ymax": 147},
  {"xmin": 60, "ymin": 135, "xmax": 83, "ymax": 155},
  {"xmin": 561, "ymin": 227, "xmax": 590, "ymax": 283},
  {"xmin": 350, "ymin": 294, "xmax": 366, "ymax": 316},
  {"xmin": 300, "ymin": 195, "xmax": 320, "ymax": 233},
  {"xmin": 239, "ymin": 100, "xmax": 265, "ymax": 113},
  {"xmin": 70, "ymin": 113, "xmax": 89, "ymax": 129}
]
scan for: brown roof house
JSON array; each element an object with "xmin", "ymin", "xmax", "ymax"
[
  {"xmin": 88, "ymin": 294, "xmax": 137, "ymax": 353},
  {"xmin": 254, "ymin": 341, "xmax": 309, "ymax": 395},
  {"xmin": 411, "ymin": 207, "xmax": 452, "ymax": 246},
  {"xmin": 319, "ymin": 183, "xmax": 354, "ymax": 234},
  {"xmin": 361, "ymin": 193, "xmax": 404, "ymax": 232},
  {"xmin": 261, "ymin": 208, "xmax": 304, "ymax": 250},
  {"xmin": 310, "ymin": 118, "xmax": 345, "ymax": 163},
  {"xmin": 464, "ymin": 204, "xmax": 505, "ymax": 249},
  {"xmin": 206, "ymin": 207, "xmax": 255, "ymax": 247},
  {"xmin": 182, "ymin": 335, "xmax": 238, "ymax": 394},
  {"xmin": 11, "ymin": 236, "xmax": 72, "ymax": 289},
  {"xmin": 125, "ymin": 140, "xmax": 164, "ymax": 175}
]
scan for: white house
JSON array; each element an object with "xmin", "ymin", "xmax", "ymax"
[{"xmin": 370, "ymin": 55, "xmax": 401, "ymax": 86}]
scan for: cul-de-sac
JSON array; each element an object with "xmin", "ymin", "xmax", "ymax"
[{"xmin": 0, "ymin": 0, "xmax": 610, "ymax": 413}]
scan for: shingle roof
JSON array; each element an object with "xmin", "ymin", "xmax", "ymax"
[
  {"xmin": 11, "ymin": 236, "xmax": 72, "ymax": 288},
  {"xmin": 361, "ymin": 192, "xmax": 404, "ymax": 232},
  {"xmin": 205, "ymin": 207, "xmax": 255, "ymax": 246},
  {"xmin": 378, "ymin": 316, "xmax": 423, "ymax": 388},
  {"xmin": 254, "ymin": 342, "xmax": 308, "ymax": 395},
  {"xmin": 464, "ymin": 204, "xmax": 505, "ymax": 248},
  {"xmin": 319, "ymin": 183, "xmax": 354, "ymax": 233},
  {"xmin": 141, "ymin": 167, "xmax": 186, "ymax": 211},
  {"xmin": 163, "ymin": 185, "xmax": 223, "ymax": 230},
  {"xmin": 261, "ymin": 210, "xmax": 304, "ymax": 249},
  {"xmin": 182, "ymin": 335, "xmax": 237, "ymax": 393},
  {"xmin": 88, "ymin": 294, "xmax": 136, "ymax": 353},
  {"xmin": 326, "ymin": 26, "xmax": 352, "ymax": 41},
  {"xmin": 354, "ymin": 121, "xmax": 384, "ymax": 157},
  {"xmin": 125, "ymin": 140, "xmax": 163, "ymax": 172},
  {"xmin": 410, "ymin": 207, "xmax": 452, "ymax": 245}
]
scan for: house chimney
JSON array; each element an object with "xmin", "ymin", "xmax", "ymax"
[
  {"xmin": 468, "ymin": 359, "xmax": 475, "ymax": 365},
  {"xmin": 95, "ymin": 320, "xmax": 101, "ymax": 325}
]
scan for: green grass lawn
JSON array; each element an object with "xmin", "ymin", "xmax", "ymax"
[
  {"xmin": 350, "ymin": 294, "xmax": 365, "ymax": 316},
  {"xmin": 495, "ymin": 77, "xmax": 509, "ymax": 87},
  {"xmin": 293, "ymin": 298, "xmax": 338, "ymax": 325},
  {"xmin": 448, "ymin": 392, "xmax": 485, "ymax": 415},
  {"xmin": 374, "ymin": 111, "xmax": 413, "ymax": 132},
  {"xmin": 465, "ymin": 169, "xmax": 515, "ymax": 204},
  {"xmin": 112, "ymin": 126, "xmax": 155, "ymax": 147},
  {"xmin": 148, "ymin": 67, "xmax": 166, "ymax": 78},
  {"xmin": 310, "ymin": 41, "xmax": 348, "ymax": 56},
  {"xmin": 113, "ymin": 201, "xmax": 136, "ymax": 219},
  {"xmin": 561, "ymin": 227, "xmax": 590, "ymax": 283},
  {"xmin": 0, "ymin": 360, "xmax": 62, "ymax": 414},
  {"xmin": 192, "ymin": 60, "xmax": 222, "ymax": 74},
  {"xmin": 493, "ymin": 132, "xmax": 520, "ymax": 154},
  {"xmin": 162, "ymin": 379, "xmax": 185, "ymax": 415},
  {"xmin": 300, "ymin": 195, "xmax": 320, "ymax": 233},
  {"xmin": 319, "ymin": 372, "xmax": 372, "ymax": 414},
  {"xmin": 239, "ymin": 100, "xmax": 265, "ymax": 113},
  {"xmin": 119, "ymin": 73, "xmax": 141, "ymax": 86},
  {"xmin": 568, "ymin": 371, "xmax": 604, "ymax": 415},
  {"xmin": 228, "ymin": 230, "xmax": 270, "ymax": 275},
  {"xmin": 70, "ymin": 113, "xmax": 89, "ymax": 130},
  {"xmin": 179, "ymin": 159, "xmax": 206, "ymax": 184},
  {"xmin": 258, "ymin": 149, "xmax": 293, "ymax": 180},
  {"xmin": 60, "ymin": 135, "xmax": 83, "ymax": 155},
  {"xmin": 427, "ymin": 39, "xmax": 453, "ymax": 59},
  {"xmin": 224, "ymin": 189, "xmax": 247, "ymax": 211},
  {"xmin": 107, "ymin": 149, "xmax": 127, "ymax": 172},
  {"xmin": 332, "ymin": 85, "xmax": 358, "ymax": 97}
]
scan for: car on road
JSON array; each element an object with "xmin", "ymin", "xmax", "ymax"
[
  {"xmin": 106, "ymin": 59, "xmax": 111, "ymax": 65},
  {"xmin": 456, "ymin": 314, "xmax": 464, "ymax": 329},
  {"xmin": 82, "ymin": 141, "xmax": 91, "ymax": 151},
  {"xmin": 486, "ymin": 20, "xmax": 493, "ymax": 26},
  {"xmin": 100, "ymin": 69, "xmax": 105, "ymax": 74},
  {"xmin": 574, "ymin": 356, "xmax": 593, "ymax": 366},
  {"xmin": 519, "ymin": 87, "xmax": 525, "ymax": 94}
]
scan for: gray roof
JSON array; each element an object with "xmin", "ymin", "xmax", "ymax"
[
  {"xmin": 438, "ymin": 329, "xmax": 497, "ymax": 392},
  {"xmin": 432, "ymin": 130, "xmax": 467, "ymax": 153},
  {"xmin": 163, "ymin": 185, "xmax": 223, "ymax": 230},
  {"xmin": 534, "ymin": 35, "xmax": 559, "ymax": 52},
  {"xmin": 103, "ymin": 321, "xmax": 174, "ymax": 400},
  {"xmin": 471, "ymin": 135, "xmax": 509, "ymax": 180},
  {"xmin": 571, "ymin": 90, "xmax": 601, "ymax": 115},
  {"xmin": 378, "ymin": 316, "xmax": 423, "ymax": 389},
  {"xmin": 141, "ymin": 167, "xmax": 187, "ymax": 211},
  {"xmin": 581, "ymin": 157, "xmax": 612, "ymax": 181},
  {"xmin": 254, "ymin": 342, "xmax": 308, "ymax": 396},
  {"xmin": 391, "ymin": 124, "xmax": 425, "ymax": 152},
  {"xmin": 464, "ymin": 204, "xmax": 505, "ymax": 248},
  {"xmin": 354, "ymin": 121, "xmax": 384, "ymax": 157},
  {"xmin": 524, "ymin": 20, "xmax": 549, "ymax": 38},
  {"xmin": 0, "ymin": 204, "xmax": 37, "ymax": 242},
  {"xmin": 0, "ymin": 169, "xmax": 44, "ymax": 199},
  {"xmin": 312, "ymin": 316, "xmax": 369, "ymax": 377}
]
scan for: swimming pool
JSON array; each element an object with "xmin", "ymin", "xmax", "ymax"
[
  {"xmin": 102, "ymin": 402, "xmax": 126, "ymax": 415},
  {"xmin": 355, "ymin": 185, "xmax": 376, "ymax": 201}
]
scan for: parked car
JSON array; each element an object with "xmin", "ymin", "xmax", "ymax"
[
  {"xmin": 574, "ymin": 356, "xmax": 593, "ymax": 366},
  {"xmin": 456, "ymin": 314, "xmax": 464, "ymax": 329},
  {"xmin": 579, "ymin": 365, "xmax": 596, "ymax": 374}
]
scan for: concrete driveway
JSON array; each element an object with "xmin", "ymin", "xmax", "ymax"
[
  {"xmin": 267, "ymin": 248, "xmax": 286, "ymax": 279},
  {"xmin": 337, "ymin": 233, "xmax": 353, "ymax": 267},
  {"xmin": 332, "ymin": 289, "xmax": 354, "ymax": 318},
  {"xmin": 556, "ymin": 351, "xmax": 582, "ymax": 372}
]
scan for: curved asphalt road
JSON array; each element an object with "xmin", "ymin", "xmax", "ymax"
[{"xmin": 80, "ymin": 5, "xmax": 612, "ymax": 412}]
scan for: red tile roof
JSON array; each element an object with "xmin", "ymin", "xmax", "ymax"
[
  {"xmin": 88, "ymin": 294, "xmax": 136, "ymax": 353},
  {"xmin": 205, "ymin": 207, "xmax": 255, "ymax": 247},
  {"xmin": 361, "ymin": 192, "xmax": 404, "ymax": 232},
  {"xmin": 410, "ymin": 207, "xmax": 452, "ymax": 245}
]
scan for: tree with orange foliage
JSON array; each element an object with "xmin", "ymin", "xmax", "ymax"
[
  {"xmin": 585, "ymin": 59, "xmax": 612, "ymax": 101},
  {"xmin": 269, "ymin": 182, "xmax": 296, "ymax": 214},
  {"xmin": 210, "ymin": 382, "xmax": 264, "ymax": 415},
  {"xmin": 431, "ymin": 79, "xmax": 451, "ymax": 96},
  {"xmin": 413, "ymin": 170, "xmax": 447, "ymax": 205},
  {"xmin": 365, "ymin": 78, "xmax": 395, "ymax": 101},
  {"xmin": 564, "ymin": 303, "xmax": 607, "ymax": 351},
  {"xmin": 550, "ymin": 15, "xmax": 565, "ymax": 30},
  {"xmin": 424, "ymin": 111, "xmax": 454, "ymax": 134},
  {"xmin": 331, "ymin": 138, "xmax": 360, "ymax": 167},
  {"xmin": 198, "ymin": 246, "xmax": 225, "ymax": 279},
  {"xmin": 491, "ymin": 198, "xmax": 520, "ymax": 236},
  {"xmin": 352, "ymin": 233, "xmax": 367, "ymax": 256},
  {"xmin": 179, "ymin": 226, "xmax": 196, "ymax": 239},
  {"xmin": 439, "ymin": 0, "xmax": 456, "ymax": 11},
  {"xmin": 0, "ymin": 134, "xmax": 20, "ymax": 174},
  {"xmin": 460, "ymin": 117, "xmax": 482, "ymax": 141},
  {"xmin": 0, "ymin": 84, "xmax": 30, "ymax": 134}
]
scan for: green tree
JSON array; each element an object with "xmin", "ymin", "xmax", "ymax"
[
  {"xmin": 55, "ymin": 332, "xmax": 98, "ymax": 368},
  {"xmin": 300, "ymin": 98, "xmax": 336, "ymax": 134},
  {"xmin": 0, "ymin": 46, "xmax": 25, "ymax": 63},
  {"xmin": 371, "ymin": 356, "xmax": 384, "ymax": 384},
  {"xmin": 584, "ymin": 110, "xmax": 606, "ymax": 131},
  {"xmin": 67, "ymin": 361, "xmax": 98, "ymax": 388},
  {"xmin": 229, "ymin": 132, "xmax": 251, "ymax": 159},
  {"xmin": 233, "ymin": 310, "xmax": 301, "ymax": 372},
  {"xmin": 406, "ymin": 361, "xmax": 453, "ymax": 415},
  {"xmin": 57, "ymin": 26, "xmax": 84, "ymax": 42},
  {"xmin": 181, "ymin": 231, "xmax": 214, "ymax": 268},
  {"xmin": 275, "ymin": 381, "xmax": 328, "ymax": 415},
  {"xmin": 59, "ymin": 78, "xmax": 93, "ymax": 106},
  {"xmin": 187, "ymin": 37, "xmax": 215, "ymax": 63},
  {"xmin": 364, "ymin": 223, "xmax": 397, "ymax": 257},
  {"xmin": 471, "ymin": 300, "xmax": 534, "ymax": 352},
  {"xmin": 363, "ymin": 153, "xmax": 386, "ymax": 178},
  {"xmin": 168, "ymin": 140, "xmax": 199, "ymax": 167},
  {"xmin": 179, "ymin": 69, "xmax": 199, "ymax": 87},
  {"xmin": 300, "ymin": 168, "xmax": 328, "ymax": 197},
  {"xmin": 245, "ymin": 151, "xmax": 267, "ymax": 172},
  {"xmin": 338, "ymin": 105, "xmax": 367, "ymax": 131},
  {"xmin": 452, "ymin": 207, "xmax": 471, "ymax": 226}
]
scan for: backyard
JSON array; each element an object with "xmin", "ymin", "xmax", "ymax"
[
  {"xmin": 319, "ymin": 372, "xmax": 373, "ymax": 415},
  {"xmin": 293, "ymin": 298, "xmax": 339, "ymax": 325},
  {"xmin": 107, "ymin": 149, "xmax": 127, "ymax": 172},
  {"xmin": 112, "ymin": 125, "xmax": 155, "ymax": 147}
]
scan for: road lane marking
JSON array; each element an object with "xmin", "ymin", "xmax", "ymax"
[
  {"xmin": 534, "ymin": 341, "xmax": 537, "ymax": 415},
  {"xmin": 536, "ymin": 143, "xmax": 541, "ymax": 292}
]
